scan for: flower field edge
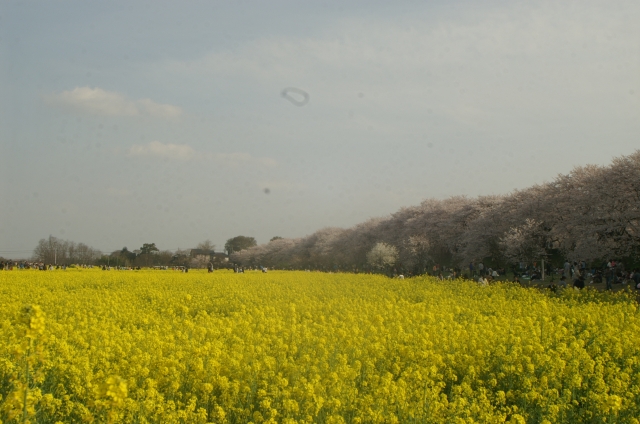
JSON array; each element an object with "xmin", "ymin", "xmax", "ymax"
[{"xmin": 1, "ymin": 269, "xmax": 639, "ymax": 423}]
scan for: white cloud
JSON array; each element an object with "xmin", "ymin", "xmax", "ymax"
[
  {"xmin": 127, "ymin": 141, "xmax": 277, "ymax": 167},
  {"xmin": 137, "ymin": 98, "xmax": 183, "ymax": 118},
  {"xmin": 209, "ymin": 152, "xmax": 277, "ymax": 168},
  {"xmin": 45, "ymin": 87, "xmax": 182, "ymax": 118},
  {"xmin": 128, "ymin": 141, "xmax": 195, "ymax": 160},
  {"xmin": 46, "ymin": 87, "xmax": 138, "ymax": 116}
]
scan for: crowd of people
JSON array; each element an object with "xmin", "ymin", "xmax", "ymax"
[
  {"xmin": 3, "ymin": 257, "xmax": 639, "ymax": 292},
  {"xmin": 394, "ymin": 259, "xmax": 640, "ymax": 292},
  {"xmin": 475, "ymin": 259, "xmax": 640, "ymax": 291},
  {"xmin": 0, "ymin": 260, "xmax": 96, "ymax": 271},
  {"xmin": 555, "ymin": 259, "xmax": 640, "ymax": 290}
]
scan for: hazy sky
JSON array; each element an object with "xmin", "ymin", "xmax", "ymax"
[{"xmin": 1, "ymin": 0, "xmax": 639, "ymax": 258}]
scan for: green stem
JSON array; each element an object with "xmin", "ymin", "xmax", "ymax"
[{"xmin": 23, "ymin": 339, "xmax": 32, "ymax": 423}]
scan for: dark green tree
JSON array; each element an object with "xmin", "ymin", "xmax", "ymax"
[
  {"xmin": 225, "ymin": 236, "xmax": 257, "ymax": 254},
  {"xmin": 140, "ymin": 243, "xmax": 159, "ymax": 255},
  {"xmin": 120, "ymin": 247, "xmax": 137, "ymax": 262}
]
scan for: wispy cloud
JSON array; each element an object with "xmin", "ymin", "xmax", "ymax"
[
  {"xmin": 128, "ymin": 141, "xmax": 195, "ymax": 160},
  {"xmin": 136, "ymin": 98, "xmax": 183, "ymax": 119},
  {"xmin": 45, "ymin": 86, "xmax": 182, "ymax": 118},
  {"xmin": 211, "ymin": 152, "xmax": 277, "ymax": 168},
  {"xmin": 127, "ymin": 141, "xmax": 277, "ymax": 167},
  {"xmin": 168, "ymin": 2, "xmax": 639, "ymax": 130}
]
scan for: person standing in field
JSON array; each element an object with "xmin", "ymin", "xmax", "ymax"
[
  {"xmin": 606, "ymin": 260, "xmax": 616, "ymax": 290},
  {"xmin": 571, "ymin": 262, "xmax": 580, "ymax": 282}
]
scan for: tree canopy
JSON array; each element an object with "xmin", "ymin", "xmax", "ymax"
[
  {"xmin": 140, "ymin": 243, "xmax": 159, "ymax": 255},
  {"xmin": 225, "ymin": 236, "xmax": 257, "ymax": 254},
  {"xmin": 32, "ymin": 236, "xmax": 101, "ymax": 265},
  {"xmin": 367, "ymin": 243, "xmax": 399, "ymax": 272},
  {"xmin": 196, "ymin": 239, "xmax": 216, "ymax": 251},
  {"xmin": 231, "ymin": 150, "xmax": 640, "ymax": 272}
]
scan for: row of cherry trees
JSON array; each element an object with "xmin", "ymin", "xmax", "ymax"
[{"xmin": 232, "ymin": 151, "xmax": 640, "ymax": 273}]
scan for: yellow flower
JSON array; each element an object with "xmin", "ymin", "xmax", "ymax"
[{"xmin": 0, "ymin": 269, "xmax": 639, "ymax": 422}]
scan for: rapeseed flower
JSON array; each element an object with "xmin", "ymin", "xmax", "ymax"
[{"xmin": 1, "ymin": 269, "xmax": 640, "ymax": 422}]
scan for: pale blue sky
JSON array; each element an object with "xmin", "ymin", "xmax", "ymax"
[{"xmin": 1, "ymin": 0, "xmax": 639, "ymax": 258}]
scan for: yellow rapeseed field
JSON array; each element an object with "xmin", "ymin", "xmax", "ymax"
[{"xmin": 1, "ymin": 270, "xmax": 640, "ymax": 423}]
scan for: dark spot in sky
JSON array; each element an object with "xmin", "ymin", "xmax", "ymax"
[
  {"xmin": 264, "ymin": 188, "xmax": 270, "ymax": 194},
  {"xmin": 427, "ymin": 142, "xmax": 433, "ymax": 148},
  {"xmin": 281, "ymin": 87, "xmax": 309, "ymax": 106},
  {"xmin": 358, "ymin": 92, "xmax": 364, "ymax": 98}
]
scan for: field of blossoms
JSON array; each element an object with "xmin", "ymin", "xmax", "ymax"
[{"xmin": 2, "ymin": 270, "xmax": 640, "ymax": 423}]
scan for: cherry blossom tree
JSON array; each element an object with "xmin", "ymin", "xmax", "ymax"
[
  {"xmin": 500, "ymin": 219, "xmax": 548, "ymax": 264},
  {"xmin": 367, "ymin": 242, "xmax": 399, "ymax": 275},
  {"xmin": 233, "ymin": 150, "xmax": 640, "ymax": 272}
]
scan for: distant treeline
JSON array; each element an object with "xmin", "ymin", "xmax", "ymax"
[
  {"xmin": 232, "ymin": 151, "xmax": 640, "ymax": 272},
  {"xmin": 28, "ymin": 238, "xmax": 250, "ymax": 269},
  {"xmin": 29, "ymin": 239, "xmax": 185, "ymax": 267},
  {"xmin": 31, "ymin": 236, "xmax": 102, "ymax": 265}
]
